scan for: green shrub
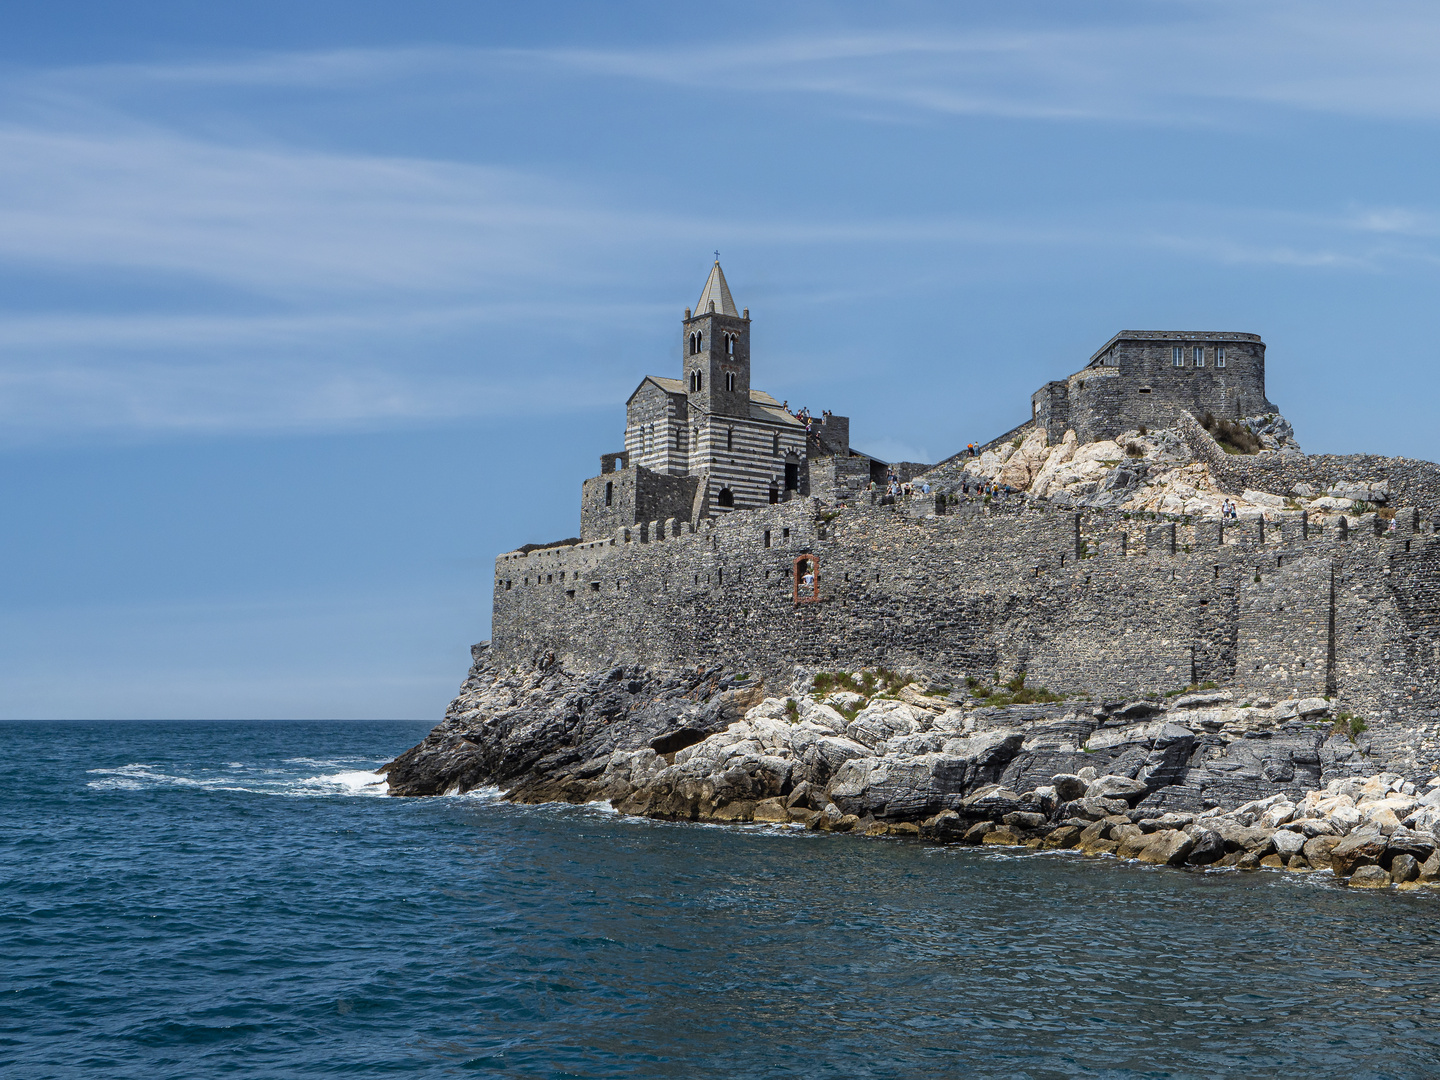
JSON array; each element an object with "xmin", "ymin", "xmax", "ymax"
[
  {"xmin": 784, "ymin": 698, "xmax": 799, "ymax": 722},
  {"xmin": 1334, "ymin": 711, "xmax": 1368, "ymax": 743}
]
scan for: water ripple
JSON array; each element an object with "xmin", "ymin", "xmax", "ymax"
[{"xmin": 4, "ymin": 719, "xmax": 1440, "ymax": 1079}]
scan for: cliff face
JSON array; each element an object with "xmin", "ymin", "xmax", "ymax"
[{"xmin": 386, "ymin": 649, "xmax": 1405, "ymax": 814}]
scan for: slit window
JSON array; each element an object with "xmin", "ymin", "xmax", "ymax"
[
  {"xmin": 764, "ymin": 529, "xmax": 771, "ymax": 548},
  {"xmin": 772, "ymin": 432, "xmax": 780, "ymax": 456},
  {"xmin": 605, "ymin": 481, "xmax": 613, "ymax": 506},
  {"xmin": 726, "ymin": 427, "xmax": 734, "ymax": 451}
]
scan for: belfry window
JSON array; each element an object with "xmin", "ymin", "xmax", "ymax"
[
  {"xmin": 1172, "ymin": 346, "xmax": 1184, "ymax": 367},
  {"xmin": 696, "ymin": 331, "xmax": 703, "ymax": 353},
  {"xmin": 726, "ymin": 371, "xmax": 735, "ymax": 392},
  {"xmin": 726, "ymin": 333, "xmax": 735, "ymax": 356}
]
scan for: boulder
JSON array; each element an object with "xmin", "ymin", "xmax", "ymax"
[
  {"xmin": 956, "ymin": 821, "xmax": 988, "ymax": 844},
  {"xmin": 1137, "ymin": 830, "xmax": 1195, "ymax": 866},
  {"xmin": 1348, "ymin": 865, "xmax": 1392, "ymax": 888},
  {"xmin": 1217, "ymin": 823, "xmax": 1277, "ymax": 855},
  {"xmin": 1384, "ymin": 829, "xmax": 1436, "ymax": 862},
  {"xmin": 1286, "ymin": 855, "xmax": 1311, "ymax": 872},
  {"xmin": 1086, "ymin": 774, "xmax": 1150, "ymax": 801},
  {"xmin": 1329, "ymin": 827, "xmax": 1388, "ymax": 877},
  {"xmin": 1052, "ymin": 773, "xmax": 1088, "ymax": 802},
  {"xmin": 1271, "ymin": 829, "xmax": 1306, "ymax": 858},
  {"xmin": 1041, "ymin": 825, "xmax": 1083, "ymax": 849},
  {"xmin": 1389, "ymin": 853, "xmax": 1421, "ymax": 883},
  {"xmin": 1302, "ymin": 835, "xmax": 1342, "ymax": 871},
  {"xmin": 1418, "ymin": 850, "xmax": 1440, "ymax": 882},
  {"xmin": 1185, "ymin": 829, "xmax": 1226, "ymax": 866},
  {"xmin": 1260, "ymin": 854, "xmax": 1285, "ymax": 869},
  {"xmin": 752, "ymin": 797, "xmax": 789, "ymax": 823},
  {"xmin": 1003, "ymin": 811, "xmax": 1048, "ymax": 830},
  {"xmin": 1115, "ymin": 831, "xmax": 1151, "ymax": 860}
]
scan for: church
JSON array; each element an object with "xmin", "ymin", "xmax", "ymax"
[{"xmin": 578, "ymin": 261, "xmax": 872, "ymax": 542}]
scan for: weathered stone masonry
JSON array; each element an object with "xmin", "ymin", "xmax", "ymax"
[{"xmin": 492, "ymin": 498, "xmax": 1440, "ymax": 763}]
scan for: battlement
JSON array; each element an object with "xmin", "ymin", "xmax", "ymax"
[{"xmin": 492, "ymin": 492, "xmax": 1440, "ymax": 727}]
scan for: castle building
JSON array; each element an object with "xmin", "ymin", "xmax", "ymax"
[
  {"xmin": 579, "ymin": 262, "xmax": 876, "ymax": 542},
  {"xmin": 1031, "ymin": 331, "xmax": 1277, "ymax": 445}
]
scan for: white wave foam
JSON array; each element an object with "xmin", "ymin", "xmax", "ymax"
[
  {"xmin": 295, "ymin": 770, "xmax": 389, "ymax": 796},
  {"xmin": 86, "ymin": 761, "xmax": 392, "ymax": 798}
]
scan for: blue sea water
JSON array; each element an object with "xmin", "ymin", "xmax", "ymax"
[{"xmin": 4, "ymin": 720, "xmax": 1440, "ymax": 1079}]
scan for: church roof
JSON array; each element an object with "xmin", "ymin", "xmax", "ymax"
[
  {"xmin": 694, "ymin": 261, "xmax": 739, "ymax": 317},
  {"xmin": 749, "ymin": 389, "xmax": 802, "ymax": 427},
  {"xmin": 627, "ymin": 375, "xmax": 687, "ymax": 406}
]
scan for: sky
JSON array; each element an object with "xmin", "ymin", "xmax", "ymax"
[{"xmin": 3, "ymin": 1, "xmax": 1440, "ymax": 719}]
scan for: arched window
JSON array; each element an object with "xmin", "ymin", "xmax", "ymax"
[
  {"xmin": 688, "ymin": 333, "xmax": 696, "ymax": 355},
  {"xmin": 726, "ymin": 372, "xmax": 735, "ymax": 392},
  {"xmin": 726, "ymin": 333, "xmax": 735, "ymax": 356},
  {"xmin": 769, "ymin": 483, "xmax": 779, "ymax": 504},
  {"xmin": 772, "ymin": 432, "xmax": 780, "ymax": 456},
  {"xmin": 696, "ymin": 331, "xmax": 703, "ymax": 353},
  {"xmin": 717, "ymin": 487, "xmax": 734, "ymax": 508},
  {"xmin": 793, "ymin": 555, "xmax": 819, "ymax": 603}
]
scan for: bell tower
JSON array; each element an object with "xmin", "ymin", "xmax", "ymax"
[{"xmin": 682, "ymin": 260, "xmax": 750, "ymax": 419}]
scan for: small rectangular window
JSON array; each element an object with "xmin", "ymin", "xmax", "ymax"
[
  {"xmin": 1216, "ymin": 347, "xmax": 1227, "ymax": 368},
  {"xmin": 605, "ymin": 481, "xmax": 613, "ymax": 507},
  {"xmin": 764, "ymin": 529, "xmax": 771, "ymax": 548},
  {"xmin": 1172, "ymin": 346, "xmax": 1183, "ymax": 367},
  {"xmin": 1194, "ymin": 346, "xmax": 1205, "ymax": 368}
]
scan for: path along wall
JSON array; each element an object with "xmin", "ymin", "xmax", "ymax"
[{"xmin": 492, "ymin": 499, "xmax": 1440, "ymax": 758}]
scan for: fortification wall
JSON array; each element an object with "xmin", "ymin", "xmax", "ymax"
[
  {"xmin": 579, "ymin": 466, "xmax": 699, "ymax": 541},
  {"xmin": 1176, "ymin": 412, "xmax": 1440, "ymax": 515},
  {"xmin": 491, "ymin": 499, "xmax": 1440, "ymax": 759}
]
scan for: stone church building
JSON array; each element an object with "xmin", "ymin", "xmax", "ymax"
[{"xmin": 579, "ymin": 262, "xmax": 876, "ymax": 542}]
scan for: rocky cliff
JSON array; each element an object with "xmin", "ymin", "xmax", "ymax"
[{"xmin": 383, "ymin": 649, "xmax": 1440, "ymax": 888}]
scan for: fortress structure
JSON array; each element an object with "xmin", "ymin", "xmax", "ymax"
[
  {"xmin": 1031, "ymin": 332, "xmax": 1276, "ymax": 445},
  {"xmin": 491, "ymin": 265, "xmax": 1440, "ymax": 770}
]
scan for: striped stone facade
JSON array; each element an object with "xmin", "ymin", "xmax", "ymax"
[{"xmin": 584, "ymin": 262, "xmax": 824, "ymax": 539}]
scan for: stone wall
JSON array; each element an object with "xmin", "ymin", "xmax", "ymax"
[
  {"xmin": 492, "ymin": 498, "xmax": 1440, "ymax": 763},
  {"xmin": 579, "ymin": 465, "xmax": 699, "ymax": 542},
  {"xmin": 1176, "ymin": 411, "xmax": 1440, "ymax": 516},
  {"xmin": 1038, "ymin": 333, "xmax": 1275, "ymax": 444}
]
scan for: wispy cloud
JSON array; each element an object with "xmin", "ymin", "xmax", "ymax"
[{"xmin": 2, "ymin": 4, "xmax": 1439, "ymax": 442}]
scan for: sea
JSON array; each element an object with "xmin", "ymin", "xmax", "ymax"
[{"xmin": 4, "ymin": 718, "xmax": 1440, "ymax": 1079}]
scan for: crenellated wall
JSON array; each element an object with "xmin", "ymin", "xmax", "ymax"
[{"xmin": 490, "ymin": 499, "xmax": 1440, "ymax": 762}]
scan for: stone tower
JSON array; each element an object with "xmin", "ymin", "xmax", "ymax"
[{"xmin": 682, "ymin": 261, "xmax": 750, "ymax": 420}]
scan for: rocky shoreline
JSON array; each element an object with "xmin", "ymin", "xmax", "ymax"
[{"xmin": 383, "ymin": 646, "xmax": 1440, "ymax": 890}]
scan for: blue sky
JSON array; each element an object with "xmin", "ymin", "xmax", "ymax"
[{"xmin": 3, "ymin": 1, "xmax": 1440, "ymax": 718}]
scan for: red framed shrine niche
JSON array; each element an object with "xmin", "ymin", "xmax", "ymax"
[{"xmin": 793, "ymin": 555, "xmax": 819, "ymax": 603}]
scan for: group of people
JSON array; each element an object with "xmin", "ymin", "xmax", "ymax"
[
  {"xmin": 1221, "ymin": 499, "xmax": 1239, "ymax": 520},
  {"xmin": 782, "ymin": 403, "xmax": 835, "ymax": 435}
]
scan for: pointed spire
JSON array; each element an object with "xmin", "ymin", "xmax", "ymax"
[{"xmin": 694, "ymin": 260, "xmax": 739, "ymax": 317}]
